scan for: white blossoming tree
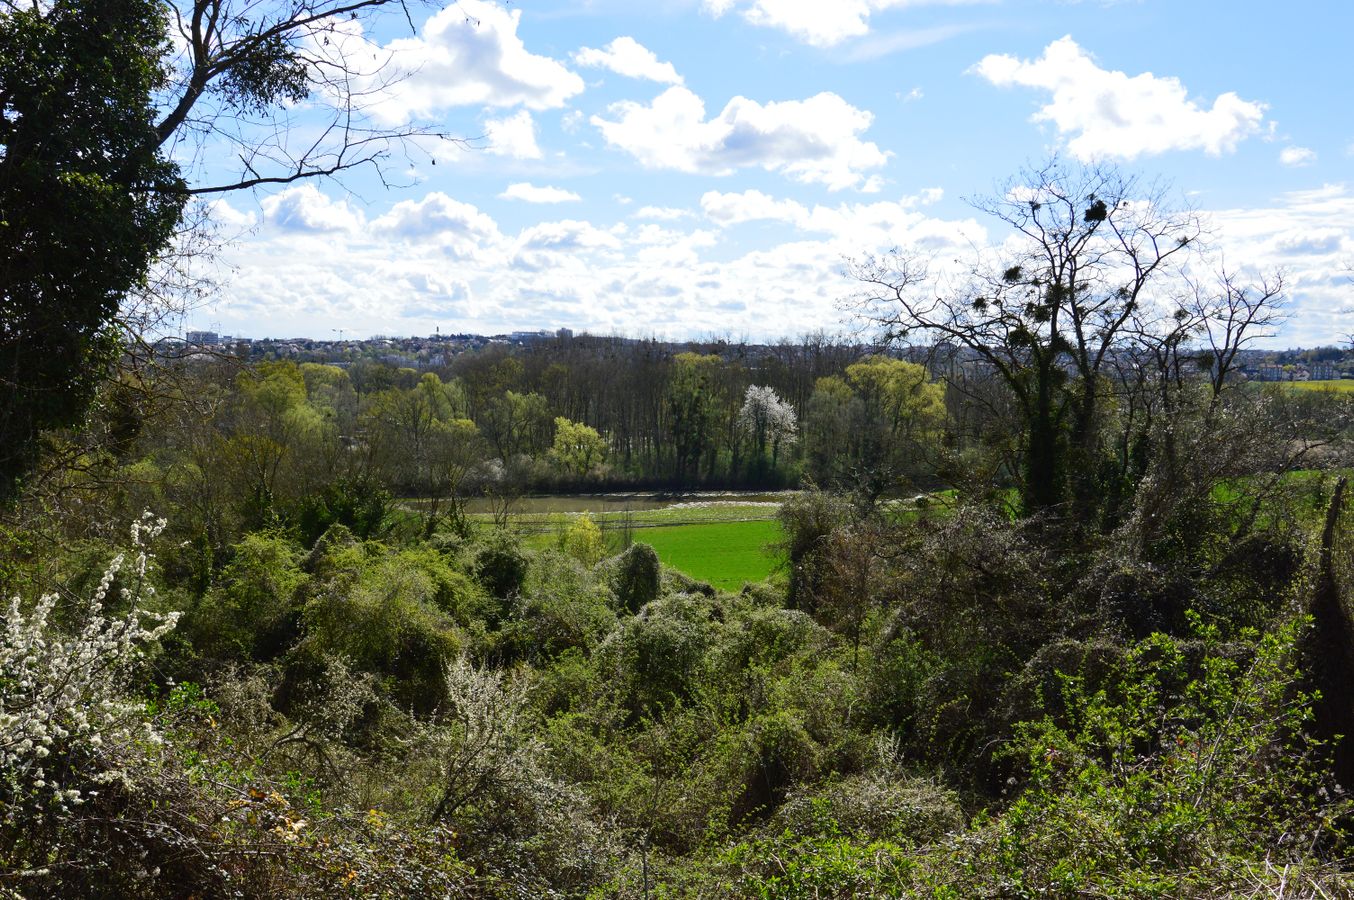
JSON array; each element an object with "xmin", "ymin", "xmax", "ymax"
[{"xmin": 738, "ymin": 385, "xmax": 798, "ymax": 474}]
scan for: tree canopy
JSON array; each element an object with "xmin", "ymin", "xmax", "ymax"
[
  {"xmin": 0, "ymin": 0, "xmax": 187, "ymax": 496},
  {"xmin": 0, "ymin": 0, "xmax": 450, "ymax": 501}
]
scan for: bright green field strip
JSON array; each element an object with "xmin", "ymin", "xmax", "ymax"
[
  {"xmin": 484, "ymin": 502, "xmax": 783, "ymax": 532},
  {"xmin": 641, "ymin": 520, "xmax": 785, "ymax": 592},
  {"xmin": 1281, "ymin": 380, "xmax": 1354, "ymax": 392}
]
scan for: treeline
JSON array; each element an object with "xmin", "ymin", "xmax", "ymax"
[{"xmin": 77, "ymin": 339, "xmax": 947, "ymax": 551}]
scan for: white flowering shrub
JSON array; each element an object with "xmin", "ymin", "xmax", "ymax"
[{"xmin": 0, "ymin": 511, "xmax": 178, "ymax": 821}]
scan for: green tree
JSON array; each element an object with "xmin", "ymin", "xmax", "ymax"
[
  {"xmin": 0, "ymin": 0, "xmax": 185, "ymax": 498},
  {"xmin": 561, "ymin": 514, "xmax": 606, "ymax": 567},
  {"xmin": 1, "ymin": 0, "xmax": 459, "ymax": 500},
  {"xmin": 803, "ymin": 357, "xmax": 944, "ymax": 498},
  {"xmin": 666, "ymin": 353, "xmax": 720, "ymax": 482},
  {"xmin": 550, "ymin": 416, "xmax": 606, "ymax": 478}
]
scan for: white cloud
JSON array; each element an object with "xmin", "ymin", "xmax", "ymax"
[
  {"xmin": 373, "ymin": 193, "xmax": 499, "ymax": 240},
  {"xmin": 704, "ymin": 0, "xmax": 987, "ymax": 47},
  {"xmin": 702, "ymin": 189, "xmax": 808, "ymax": 226},
  {"xmin": 973, "ymin": 36, "xmax": 1267, "ymax": 160},
  {"xmin": 499, "ymin": 182, "xmax": 583, "ymax": 204},
  {"xmin": 186, "ymin": 182, "xmax": 1354, "ymax": 348},
  {"xmin": 260, "ymin": 184, "xmax": 362, "ymax": 233},
  {"xmin": 592, "ymin": 86, "xmax": 889, "ymax": 190},
  {"xmin": 634, "ymin": 206, "xmax": 693, "ymax": 220},
  {"xmin": 573, "ymin": 36, "xmax": 683, "ymax": 85},
  {"xmin": 371, "ymin": 192, "xmax": 502, "ymax": 261},
  {"xmin": 517, "ymin": 220, "xmax": 622, "ymax": 252},
  {"xmin": 1208, "ymin": 184, "xmax": 1354, "ymax": 344},
  {"xmin": 702, "ymin": 188, "xmax": 952, "ymax": 235},
  {"xmin": 328, "ymin": 0, "xmax": 584, "ymax": 125},
  {"xmin": 484, "ymin": 110, "xmax": 542, "ymax": 159},
  {"xmin": 1279, "ymin": 145, "xmax": 1317, "ymax": 167},
  {"xmin": 209, "ymin": 182, "xmax": 989, "ymax": 341},
  {"xmin": 206, "ymin": 199, "xmax": 257, "ymax": 231}
]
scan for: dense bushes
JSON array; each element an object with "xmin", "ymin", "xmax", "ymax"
[{"xmin": 6, "ymin": 446, "xmax": 1354, "ymax": 896}]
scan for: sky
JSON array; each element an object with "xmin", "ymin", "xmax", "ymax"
[{"xmin": 186, "ymin": 0, "xmax": 1354, "ymax": 346}]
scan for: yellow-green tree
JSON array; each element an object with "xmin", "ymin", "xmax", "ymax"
[
  {"xmin": 561, "ymin": 514, "xmax": 606, "ymax": 566},
  {"xmin": 550, "ymin": 417, "xmax": 607, "ymax": 478},
  {"xmin": 804, "ymin": 356, "xmax": 945, "ymax": 498}
]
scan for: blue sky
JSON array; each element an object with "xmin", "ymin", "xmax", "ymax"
[{"xmin": 191, "ymin": 0, "xmax": 1354, "ymax": 345}]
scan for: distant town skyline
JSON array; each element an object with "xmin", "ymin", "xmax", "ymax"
[{"xmin": 185, "ymin": 0, "xmax": 1354, "ymax": 347}]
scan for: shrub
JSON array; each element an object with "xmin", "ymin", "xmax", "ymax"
[
  {"xmin": 497, "ymin": 550, "xmax": 616, "ymax": 661},
  {"xmin": 609, "ymin": 541, "xmax": 661, "ymax": 613},
  {"xmin": 186, "ymin": 530, "xmax": 308, "ymax": 662},
  {"xmin": 1, "ymin": 514, "xmax": 179, "ymax": 832},
  {"xmin": 598, "ymin": 596, "xmax": 719, "ymax": 716},
  {"xmin": 474, "ymin": 531, "xmax": 529, "ymax": 608},
  {"xmin": 773, "ymin": 765, "xmax": 963, "ymax": 846},
  {"xmin": 932, "ymin": 615, "xmax": 1346, "ymax": 897},
  {"xmin": 292, "ymin": 476, "xmax": 390, "ymax": 546},
  {"xmin": 301, "ymin": 554, "xmax": 461, "ymax": 712},
  {"xmin": 560, "ymin": 513, "xmax": 606, "ymax": 567},
  {"xmin": 714, "ymin": 606, "xmax": 830, "ymax": 674}
]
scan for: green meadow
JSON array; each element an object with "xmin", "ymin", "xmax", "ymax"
[
  {"xmin": 501, "ymin": 500, "xmax": 787, "ymax": 590},
  {"xmin": 635, "ymin": 519, "xmax": 785, "ymax": 591}
]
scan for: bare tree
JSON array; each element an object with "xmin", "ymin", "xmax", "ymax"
[
  {"xmin": 157, "ymin": 0, "xmax": 465, "ymax": 195},
  {"xmin": 850, "ymin": 160, "xmax": 1201, "ymax": 518}
]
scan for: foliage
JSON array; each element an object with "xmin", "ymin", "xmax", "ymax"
[
  {"xmin": 300, "ymin": 550, "xmax": 461, "ymax": 712},
  {"xmin": 1, "ymin": 514, "xmax": 177, "ymax": 828},
  {"xmin": 551, "ymin": 416, "xmax": 608, "ymax": 478},
  {"xmin": 0, "ymin": 0, "xmax": 185, "ymax": 497},
  {"xmin": 475, "ymin": 531, "xmax": 530, "ymax": 605},
  {"xmin": 561, "ymin": 513, "xmax": 607, "ymax": 567},
  {"xmin": 609, "ymin": 542, "xmax": 662, "ymax": 613}
]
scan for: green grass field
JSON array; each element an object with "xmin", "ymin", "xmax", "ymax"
[
  {"xmin": 639, "ymin": 520, "xmax": 784, "ymax": 591},
  {"xmin": 521, "ymin": 517, "xmax": 785, "ymax": 591}
]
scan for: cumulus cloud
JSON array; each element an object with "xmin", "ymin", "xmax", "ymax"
[
  {"xmin": 1279, "ymin": 146, "xmax": 1317, "ymax": 167},
  {"xmin": 371, "ymin": 192, "xmax": 501, "ymax": 261},
  {"xmin": 209, "ymin": 181, "xmax": 987, "ymax": 341},
  {"xmin": 484, "ymin": 110, "xmax": 542, "ymax": 159},
  {"xmin": 205, "ymin": 199, "xmax": 258, "ymax": 231},
  {"xmin": 499, "ymin": 183, "xmax": 583, "ymax": 204},
  {"xmin": 701, "ymin": 189, "xmax": 808, "ymax": 226},
  {"xmin": 188, "ymin": 180, "xmax": 1354, "ymax": 348},
  {"xmin": 329, "ymin": 0, "xmax": 584, "ymax": 125},
  {"xmin": 512, "ymin": 219, "xmax": 625, "ymax": 272},
  {"xmin": 1274, "ymin": 227, "xmax": 1345, "ymax": 255},
  {"xmin": 573, "ymin": 36, "xmax": 683, "ymax": 85},
  {"xmin": 260, "ymin": 184, "xmax": 362, "ymax": 233},
  {"xmin": 973, "ymin": 36, "xmax": 1267, "ymax": 160},
  {"xmin": 703, "ymin": 0, "xmax": 986, "ymax": 47},
  {"xmin": 1208, "ymin": 184, "xmax": 1354, "ymax": 343},
  {"xmin": 592, "ymin": 87, "xmax": 889, "ymax": 190}
]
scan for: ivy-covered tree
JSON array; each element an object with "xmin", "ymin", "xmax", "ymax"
[
  {"xmin": 0, "ymin": 0, "xmax": 186, "ymax": 497},
  {"xmin": 852, "ymin": 161, "xmax": 1201, "ymax": 518}
]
